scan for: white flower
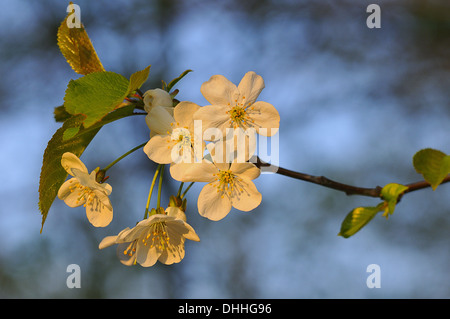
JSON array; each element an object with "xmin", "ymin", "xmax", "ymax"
[
  {"xmin": 170, "ymin": 160, "xmax": 262, "ymax": 221},
  {"xmin": 144, "ymin": 101, "xmax": 204, "ymax": 164},
  {"xmin": 194, "ymin": 71, "xmax": 280, "ymax": 138},
  {"xmin": 98, "ymin": 207, "xmax": 200, "ymax": 267},
  {"xmin": 143, "ymin": 88, "xmax": 173, "ymax": 114},
  {"xmin": 57, "ymin": 152, "xmax": 113, "ymax": 227}
]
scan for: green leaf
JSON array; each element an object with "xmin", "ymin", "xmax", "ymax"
[
  {"xmin": 63, "ymin": 66, "xmax": 151, "ymax": 129},
  {"xmin": 380, "ymin": 183, "xmax": 408, "ymax": 218},
  {"xmin": 413, "ymin": 148, "xmax": 450, "ymax": 190},
  {"xmin": 38, "ymin": 104, "xmax": 136, "ymax": 233},
  {"xmin": 338, "ymin": 204, "xmax": 384, "ymax": 238},
  {"xmin": 64, "ymin": 71, "xmax": 130, "ymax": 128},
  {"xmin": 38, "ymin": 114, "xmax": 95, "ymax": 233},
  {"xmin": 166, "ymin": 69, "xmax": 193, "ymax": 92},
  {"xmin": 128, "ymin": 65, "xmax": 151, "ymax": 93}
]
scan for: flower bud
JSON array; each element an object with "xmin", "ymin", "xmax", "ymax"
[
  {"xmin": 168, "ymin": 195, "xmax": 187, "ymax": 212},
  {"xmin": 96, "ymin": 168, "xmax": 106, "ymax": 183},
  {"xmin": 143, "ymin": 88, "xmax": 173, "ymax": 113}
]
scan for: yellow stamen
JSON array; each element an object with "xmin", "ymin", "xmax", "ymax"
[{"xmin": 142, "ymin": 222, "xmax": 171, "ymax": 251}]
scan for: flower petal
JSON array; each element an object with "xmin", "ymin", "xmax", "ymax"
[
  {"xmin": 200, "ymin": 74, "xmax": 239, "ymax": 105},
  {"xmin": 98, "ymin": 235, "xmax": 118, "ymax": 249},
  {"xmin": 100, "ymin": 182, "xmax": 112, "ymax": 195},
  {"xmin": 167, "ymin": 219, "xmax": 200, "ymax": 242},
  {"xmin": 197, "ymin": 184, "xmax": 232, "ymax": 221},
  {"xmin": 214, "ymin": 162, "xmax": 231, "ymax": 172},
  {"xmin": 85, "ymin": 192, "xmax": 113, "ymax": 227},
  {"xmin": 136, "ymin": 241, "xmax": 159, "ymax": 267},
  {"xmin": 119, "ymin": 223, "xmax": 148, "ymax": 243},
  {"xmin": 74, "ymin": 171, "xmax": 108, "ymax": 195},
  {"xmin": 93, "ymin": 189, "xmax": 113, "ymax": 208},
  {"xmin": 206, "ymin": 140, "xmax": 233, "ymax": 164},
  {"xmin": 170, "ymin": 162, "xmax": 218, "ymax": 182},
  {"xmin": 61, "ymin": 152, "xmax": 88, "ymax": 176},
  {"xmin": 230, "ymin": 162, "xmax": 261, "ymax": 180},
  {"xmin": 193, "ymin": 104, "xmax": 230, "ymax": 138},
  {"xmin": 159, "ymin": 238, "xmax": 185, "ymax": 265},
  {"xmin": 174, "ymin": 101, "xmax": 200, "ymax": 129},
  {"xmin": 158, "ymin": 250, "xmax": 182, "ymax": 265},
  {"xmin": 58, "ymin": 179, "xmax": 85, "ymax": 207},
  {"xmin": 231, "ymin": 178, "xmax": 262, "ymax": 212},
  {"xmin": 223, "ymin": 128, "xmax": 257, "ymax": 163},
  {"xmin": 82, "ymin": 171, "xmax": 111, "ymax": 195},
  {"xmin": 144, "ymin": 135, "xmax": 174, "ymax": 164},
  {"xmin": 114, "ymin": 227, "xmax": 135, "ymax": 243},
  {"xmin": 116, "ymin": 241, "xmax": 138, "ymax": 266},
  {"xmin": 69, "ymin": 169, "xmax": 89, "ymax": 185},
  {"xmin": 237, "ymin": 71, "xmax": 265, "ymax": 106},
  {"xmin": 99, "ymin": 227, "xmax": 133, "ymax": 249},
  {"xmin": 166, "ymin": 207, "xmax": 187, "ymax": 221},
  {"xmin": 158, "ymin": 225, "xmax": 186, "ymax": 265},
  {"xmin": 248, "ymin": 101, "xmax": 280, "ymax": 136},
  {"xmin": 57, "ymin": 177, "xmax": 78, "ymax": 199},
  {"xmin": 145, "ymin": 105, "xmax": 175, "ymax": 134}
]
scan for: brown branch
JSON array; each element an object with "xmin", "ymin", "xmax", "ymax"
[
  {"xmin": 404, "ymin": 177, "xmax": 450, "ymax": 193},
  {"xmin": 255, "ymin": 157, "xmax": 450, "ymax": 198}
]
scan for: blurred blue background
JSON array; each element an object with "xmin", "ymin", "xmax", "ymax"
[{"xmin": 1, "ymin": 0, "xmax": 449, "ymax": 298}]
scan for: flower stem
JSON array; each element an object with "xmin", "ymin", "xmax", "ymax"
[
  {"xmin": 177, "ymin": 182, "xmax": 185, "ymax": 197},
  {"xmin": 156, "ymin": 164, "xmax": 165, "ymax": 209},
  {"xmin": 102, "ymin": 141, "xmax": 148, "ymax": 173},
  {"xmin": 181, "ymin": 182, "xmax": 195, "ymax": 199},
  {"xmin": 144, "ymin": 164, "xmax": 162, "ymax": 219}
]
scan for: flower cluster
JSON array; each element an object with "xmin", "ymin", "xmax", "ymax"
[
  {"xmin": 145, "ymin": 71, "xmax": 280, "ymax": 221},
  {"xmin": 57, "ymin": 71, "xmax": 279, "ymax": 267}
]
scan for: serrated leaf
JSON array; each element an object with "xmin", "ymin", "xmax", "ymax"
[
  {"xmin": 54, "ymin": 105, "xmax": 72, "ymax": 122},
  {"xmin": 38, "ymin": 114, "xmax": 95, "ymax": 232},
  {"xmin": 380, "ymin": 183, "xmax": 408, "ymax": 218},
  {"xmin": 63, "ymin": 66, "xmax": 151, "ymax": 128},
  {"xmin": 57, "ymin": 7, "xmax": 104, "ymax": 75},
  {"xmin": 338, "ymin": 204, "xmax": 384, "ymax": 238},
  {"xmin": 128, "ymin": 65, "xmax": 151, "ymax": 93},
  {"xmin": 38, "ymin": 104, "xmax": 136, "ymax": 232},
  {"xmin": 166, "ymin": 69, "xmax": 193, "ymax": 92},
  {"xmin": 413, "ymin": 148, "xmax": 450, "ymax": 190},
  {"xmin": 64, "ymin": 71, "xmax": 130, "ymax": 128},
  {"xmin": 62, "ymin": 126, "xmax": 81, "ymax": 141}
]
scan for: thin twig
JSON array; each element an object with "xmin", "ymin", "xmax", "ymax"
[{"xmin": 255, "ymin": 157, "xmax": 450, "ymax": 198}]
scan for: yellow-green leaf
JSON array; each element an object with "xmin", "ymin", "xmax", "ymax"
[
  {"xmin": 63, "ymin": 66, "xmax": 151, "ymax": 129},
  {"xmin": 166, "ymin": 69, "xmax": 193, "ymax": 91},
  {"xmin": 413, "ymin": 148, "xmax": 450, "ymax": 190},
  {"xmin": 338, "ymin": 204, "xmax": 384, "ymax": 238},
  {"xmin": 380, "ymin": 183, "xmax": 408, "ymax": 218},
  {"xmin": 128, "ymin": 65, "xmax": 151, "ymax": 93},
  {"xmin": 57, "ymin": 7, "xmax": 104, "ymax": 75},
  {"xmin": 63, "ymin": 71, "xmax": 130, "ymax": 128}
]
